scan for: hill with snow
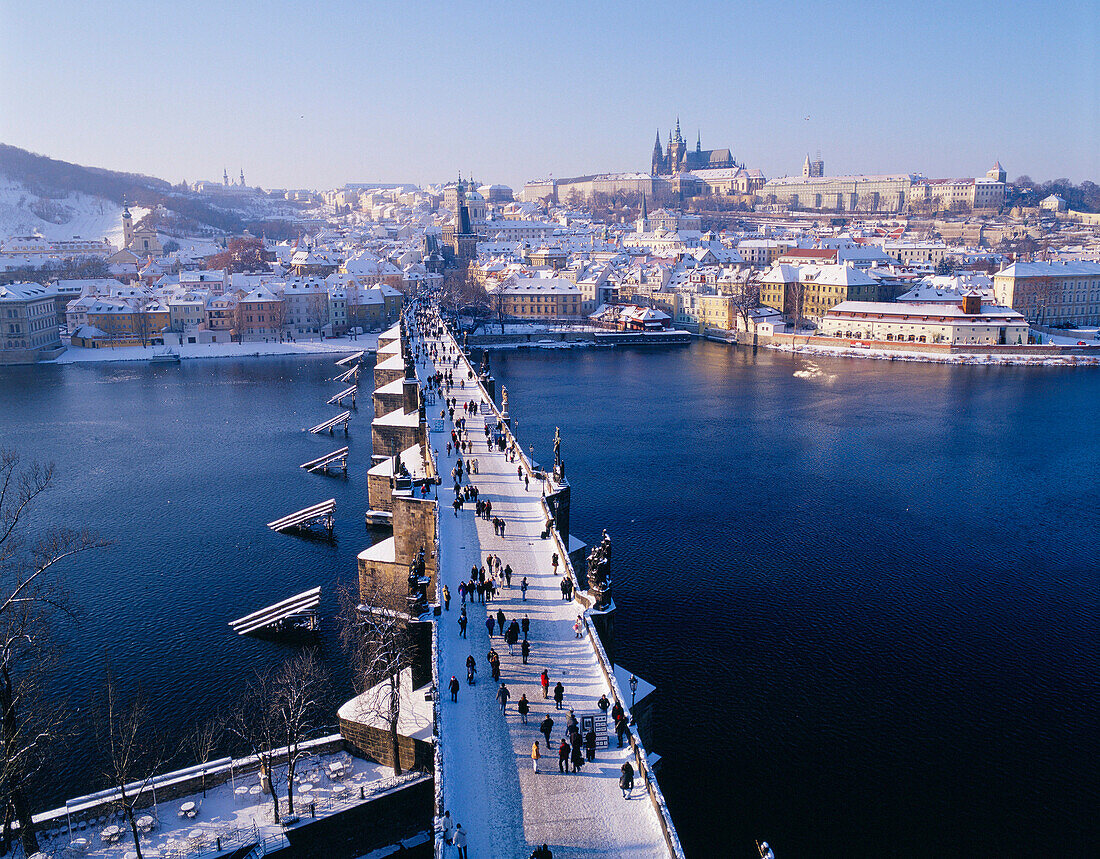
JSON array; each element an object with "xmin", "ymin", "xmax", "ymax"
[
  {"xmin": 0, "ymin": 175, "xmax": 147, "ymax": 245},
  {"xmin": 0, "ymin": 144, "xmax": 306, "ymax": 241}
]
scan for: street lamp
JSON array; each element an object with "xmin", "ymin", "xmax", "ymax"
[{"xmin": 629, "ymin": 674, "xmax": 638, "ymax": 710}]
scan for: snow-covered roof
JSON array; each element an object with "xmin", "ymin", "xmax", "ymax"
[
  {"xmin": 825, "ymin": 300, "xmax": 1025, "ymax": 321},
  {"xmin": 997, "ymin": 261, "xmax": 1100, "ymax": 278},
  {"xmin": 0, "ymin": 281, "xmax": 53, "ymax": 301}
]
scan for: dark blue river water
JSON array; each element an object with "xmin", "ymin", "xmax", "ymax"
[
  {"xmin": 489, "ymin": 342, "xmax": 1099, "ymax": 859},
  {"xmin": 1, "ymin": 344, "xmax": 1097, "ymax": 857}
]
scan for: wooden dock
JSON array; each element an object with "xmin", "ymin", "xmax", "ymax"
[
  {"xmin": 326, "ymin": 385, "xmax": 358, "ymax": 407},
  {"xmin": 309, "ymin": 411, "xmax": 351, "ymax": 435},
  {"xmin": 229, "ymin": 587, "xmax": 322, "ymax": 636},
  {"xmin": 335, "ymin": 351, "xmax": 365, "ymax": 367},
  {"xmin": 300, "ymin": 447, "xmax": 349, "ymax": 475},
  {"xmin": 266, "ymin": 499, "xmax": 336, "ymax": 535},
  {"xmin": 332, "ymin": 365, "xmax": 359, "ymax": 384}
]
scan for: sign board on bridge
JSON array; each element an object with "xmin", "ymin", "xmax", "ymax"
[
  {"xmin": 429, "ymin": 418, "xmax": 445, "ymax": 433},
  {"xmin": 580, "ymin": 713, "xmax": 609, "ymax": 748},
  {"xmin": 480, "ymin": 402, "xmax": 494, "ymax": 416}
]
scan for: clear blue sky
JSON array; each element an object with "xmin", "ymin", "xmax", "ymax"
[{"xmin": 2, "ymin": 0, "xmax": 1097, "ymax": 190}]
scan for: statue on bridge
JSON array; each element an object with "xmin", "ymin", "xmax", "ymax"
[
  {"xmin": 480, "ymin": 351, "xmax": 490, "ymax": 378},
  {"xmin": 586, "ymin": 529, "xmax": 613, "ymax": 611},
  {"xmin": 553, "ymin": 426, "xmax": 565, "ymax": 480}
]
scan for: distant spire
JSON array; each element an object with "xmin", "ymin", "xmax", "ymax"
[{"xmin": 697, "ymin": 129, "xmax": 701, "ymax": 152}]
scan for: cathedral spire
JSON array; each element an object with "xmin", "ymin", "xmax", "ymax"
[{"xmin": 697, "ymin": 129, "xmax": 701, "ymax": 152}]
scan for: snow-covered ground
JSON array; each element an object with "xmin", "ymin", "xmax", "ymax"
[
  {"xmin": 0, "ymin": 177, "xmax": 144, "ymax": 246},
  {"xmin": 1040, "ymin": 327, "xmax": 1100, "ymax": 346},
  {"xmin": 32, "ymin": 748, "xmax": 412, "ymax": 859},
  {"xmin": 419, "ymin": 325, "xmax": 672, "ymax": 858},
  {"xmin": 770, "ymin": 342, "xmax": 1100, "ymax": 367},
  {"xmin": 48, "ymin": 334, "xmax": 380, "ymax": 364}
]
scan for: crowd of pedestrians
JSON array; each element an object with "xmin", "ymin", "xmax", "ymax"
[{"xmin": 412, "ymin": 304, "xmax": 644, "ymax": 859}]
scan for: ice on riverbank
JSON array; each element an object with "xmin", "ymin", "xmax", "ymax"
[
  {"xmin": 771, "ymin": 342, "xmax": 1100, "ymax": 367},
  {"xmin": 46, "ymin": 335, "xmax": 381, "ymax": 364}
]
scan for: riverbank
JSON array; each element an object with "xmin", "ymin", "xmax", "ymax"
[
  {"xmin": 767, "ymin": 341, "xmax": 1100, "ymax": 366},
  {"xmin": 45, "ymin": 334, "xmax": 381, "ymax": 364}
]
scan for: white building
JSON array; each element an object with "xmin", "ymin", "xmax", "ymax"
[
  {"xmin": 280, "ymin": 277, "xmax": 330, "ymax": 336},
  {"xmin": 818, "ymin": 299, "xmax": 1028, "ymax": 345},
  {"xmin": 1, "ymin": 282, "xmax": 64, "ymax": 364}
]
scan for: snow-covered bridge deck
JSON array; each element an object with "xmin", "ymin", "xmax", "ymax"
[{"xmin": 416, "ymin": 318, "xmax": 681, "ymax": 858}]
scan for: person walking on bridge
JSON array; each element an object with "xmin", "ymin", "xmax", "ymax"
[
  {"xmin": 458, "ymin": 612, "xmax": 467, "ymax": 639},
  {"xmin": 448, "ymin": 675, "xmax": 459, "ymax": 702},
  {"xmin": 520, "ymin": 637, "xmax": 530, "ymax": 665},
  {"xmin": 452, "ymin": 823, "xmax": 468, "ymax": 859},
  {"xmin": 540, "ymin": 670, "xmax": 549, "ymax": 699},
  {"xmin": 520, "ymin": 576, "xmax": 528, "ymax": 600},
  {"xmin": 496, "ymin": 682, "xmax": 510, "ymax": 713},
  {"xmin": 619, "ymin": 762, "xmax": 635, "ymax": 799},
  {"xmin": 558, "ymin": 739, "xmax": 569, "ymax": 773},
  {"xmin": 531, "ymin": 739, "xmax": 541, "ymax": 773},
  {"xmin": 485, "ymin": 615, "xmax": 495, "ymax": 637},
  {"xmin": 553, "ymin": 681, "xmax": 565, "ymax": 710},
  {"xmin": 518, "ymin": 694, "xmax": 530, "ymax": 724}
]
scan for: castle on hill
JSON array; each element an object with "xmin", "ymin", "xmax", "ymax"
[{"xmin": 651, "ymin": 119, "xmax": 738, "ymax": 176}]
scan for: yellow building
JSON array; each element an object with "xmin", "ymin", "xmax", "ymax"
[
  {"xmin": 86, "ymin": 299, "xmax": 170, "ymax": 344},
  {"xmin": 489, "ymin": 277, "xmax": 582, "ymax": 320},
  {"xmin": 758, "ymin": 263, "xmax": 879, "ymax": 322},
  {"xmin": 698, "ymin": 294, "xmax": 737, "ymax": 330},
  {"xmin": 993, "ymin": 261, "xmax": 1100, "ymax": 326}
]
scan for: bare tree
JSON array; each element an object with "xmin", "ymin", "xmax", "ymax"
[
  {"xmin": 338, "ymin": 583, "xmax": 416, "ymax": 775},
  {"xmin": 228, "ymin": 671, "xmax": 284, "ymax": 824},
  {"xmin": 130, "ymin": 295, "xmax": 159, "ymax": 348},
  {"xmin": 345, "ymin": 285, "xmax": 361, "ymax": 337},
  {"xmin": 0, "ymin": 452, "xmax": 107, "ymax": 856},
  {"xmin": 188, "ymin": 715, "xmax": 222, "ymax": 798},
  {"xmin": 231, "ymin": 300, "xmax": 248, "ymax": 343},
  {"xmin": 488, "ymin": 287, "xmax": 507, "ymax": 333},
  {"xmin": 271, "ymin": 651, "xmax": 329, "ymax": 815},
  {"xmin": 99, "ymin": 667, "xmax": 175, "ymax": 859},
  {"xmin": 228, "ymin": 652, "xmax": 329, "ymax": 821},
  {"xmin": 730, "ymin": 275, "xmax": 761, "ymax": 334},
  {"xmin": 306, "ymin": 292, "xmax": 330, "ymax": 338},
  {"xmin": 788, "ymin": 275, "xmax": 813, "ymax": 335},
  {"xmin": 267, "ymin": 300, "xmax": 287, "ymax": 340}
]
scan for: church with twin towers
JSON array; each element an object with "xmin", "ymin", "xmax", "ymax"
[{"xmin": 651, "ymin": 118, "xmax": 740, "ymax": 176}]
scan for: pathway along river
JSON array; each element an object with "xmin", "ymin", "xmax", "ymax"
[{"xmin": 1, "ymin": 344, "xmax": 1097, "ymax": 857}]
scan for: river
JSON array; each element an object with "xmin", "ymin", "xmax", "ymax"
[{"xmin": 0, "ymin": 343, "xmax": 1096, "ymax": 857}]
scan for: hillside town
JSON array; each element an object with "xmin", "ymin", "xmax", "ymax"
[{"xmin": 3, "ymin": 142, "xmax": 1100, "ymax": 365}]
